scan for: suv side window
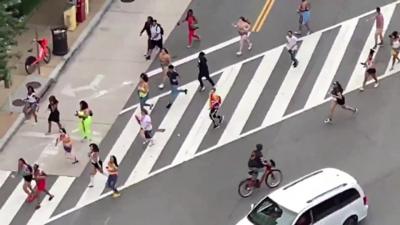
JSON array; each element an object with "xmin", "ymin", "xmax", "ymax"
[
  {"xmin": 311, "ymin": 196, "xmax": 340, "ymax": 222},
  {"xmin": 336, "ymin": 188, "xmax": 361, "ymax": 208},
  {"xmin": 295, "ymin": 210, "xmax": 311, "ymax": 225}
]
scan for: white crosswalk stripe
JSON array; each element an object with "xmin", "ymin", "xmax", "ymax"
[{"xmin": 2, "ymin": 2, "xmax": 400, "ymax": 224}]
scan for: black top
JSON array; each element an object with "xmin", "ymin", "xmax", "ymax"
[
  {"xmin": 198, "ymin": 55, "xmax": 209, "ymax": 74},
  {"xmin": 167, "ymin": 71, "xmax": 180, "ymax": 85},
  {"xmin": 248, "ymin": 150, "xmax": 264, "ymax": 168},
  {"xmin": 140, "ymin": 21, "xmax": 152, "ymax": 37}
]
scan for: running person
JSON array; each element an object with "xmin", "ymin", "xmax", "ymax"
[
  {"xmin": 145, "ymin": 19, "xmax": 163, "ymax": 60},
  {"xmin": 158, "ymin": 48, "xmax": 172, "ymax": 89},
  {"xmin": 360, "ymin": 49, "xmax": 379, "ymax": 92},
  {"xmin": 233, "ymin": 17, "xmax": 252, "ymax": 56},
  {"xmin": 166, "ymin": 65, "xmax": 188, "ymax": 109},
  {"xmin": 23, "ymin": 85, "xmax": 39, "ymax": 124},
  {"xmin": 55, "ymin": 128, "xmax": 79, "ymax": 164},
  {"xmin": 32, "ymin": 164, "xmax": 54, "ymax": 209},
  {"xmin": 105, "ymin": 155, "xmax": 121, "ymax": 198},
  {"xmin": 17, "ymin": 158, "xmax": 34, "ymax": 199},
  {"xmin": 324, "ymin": 81, "xmax": 358, "ymax": 124},
  {"xmin": 88, "ymin": 143, "xmax": 103, "ymax": 188},
  {"xmin": 138, "ymin": 73, "xmax": 154, "ymax": 110},
  {"xmin": 209, "ymin": 88, "xmax": 224, "ymax": 128},
  {"xmin": 198, "ymin": 51, "xmax": 215, "ymax": 91},
  {"xmin": 136, "ymin": 109, "xmax": 154, "ymax": 146},
  {"xmin": 47, "ymin": 95, "xmax": 62, "ymax": 134},
  {"xmin": 177, "ymin": 9, "xmax": 201, "ymax": 48},
  {"xmin": 75, "ymin": 100, "xmax": 93, "ymax": 142},
  {"xmin": 389, "ymin": 31, "xmax": 400, "ymax": 71},
  {"xmin": 296, "ymin": 0, "xmax": 312, "ymax": 35}
]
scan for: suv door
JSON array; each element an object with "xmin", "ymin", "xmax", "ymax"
[{"xmin": 310, "ymin": 195, "xmax": 340, "ymax": 225}]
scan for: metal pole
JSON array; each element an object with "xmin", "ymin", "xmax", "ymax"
[{"xmin": 35, "ymin": 28, "xmax": 41, "ymax": 75}]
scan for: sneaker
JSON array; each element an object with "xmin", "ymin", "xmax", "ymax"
[
  {"xmin": 158, "ymin": 83, "xmax": 164, "ymax": 89},
  {"xmin": 145, "ymin": 55, "xmax": 151, "ymax": 60},
  {"xmin": 142, "ymin": 140, "xmax": 149, "ymax": 145},
  {"xmin": 112, "ymin": 192, "xmax": 121, "ymax": 198},
  {"xmin": 166, "ymin": 103, "xmax": 172, "ymax": 109},
  {"xmin": 359, "ymin": 87, "xmax": 364, "ymax": 92},
  {"xmin": 72, "ymin": 160, "xmax": 79, "ymax": 164},
  {"xmin": 353, "ymin": 108, "xmax": 359, "ymax": 114},
  {"xmin": 374, "ymin": 82, "xmax": 379, "ymax": 88},
  {"xmin": 293, "ymin": 62, "xmax": 298, "ymax": 68},
  {"xmin": 323, "ymin": 118, "xmax": 332, "ymax": 124},
  {"xmin": 184, "ymin": 89, "xmax": 188, "ymax": 95},
  {"xmin": 248, "ymin": 43, "xmax": 253, "ymax": 50},
  {"xmin": 294, "ymin": 31, "xmax": 302, "ymax": 35},
  {"xmin": 236, "ymin": 51, "xmax": 242, "ymax": 56},
  {"xmin": 48, "ymin": 195, "xmax": 54, "ymax": 201},
  {"xmin": 187, "ymin": 45, "xmax": 192, "ymax": 48},
  {"xmin": 213, "ymin": 124, "xmax": 220, "ymax": 129},
  {"xmin": 372, "ymin": 44, "xmax": 377, "ymax": 50},
  {"xmin": 306, "ymin": 31, "xmax": 311, "ymax": 35},
  {"xmin": 390, "ymin": 66, "xmax": 394, "ymax": 71},
  {"xmin": 149, "ymin": 140, "xmax": 155, "ymax": 146},
  {"xmin": 219, "ymin": 115, "xmax": 225, "ymax": 125},
  {"xmin": 35, "ymin": 205, "xmax": 41, "ymax": 210},
  {"xmin": 200, "ymin": 86, "xmax": 206, "ymax": 92},
  {"xmin": 149, "ymin": 104, "xmax": 154, "ymax": 110},
  {"xmin": 378, "ymin": 42, "xmax": 384, "ymax": 46},
  {"xmin": 88, "ymin": 184, "xmax": 94, "ymax": 188}
]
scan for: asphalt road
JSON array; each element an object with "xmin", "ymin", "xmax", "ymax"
[{"xmin": 45, "ymin": 0, "xmax": 400, "ymax": 225}]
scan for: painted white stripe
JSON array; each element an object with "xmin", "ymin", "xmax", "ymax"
[
  {"xmin": 26, "ymin": 177, "xmax": 75, "ymax": 225},
  {"xmin": 346, "ymin": 3, "xmax": 396, "ymax": 91},
  {"xmin": 172, "ymin": 64, "xmax": 242, "ymax": 165},
  {"xmin": 0, "ymin": 181, "xmax": 26, "ymax": 225},
  {"xmin": 125, "ymin": 81, "xmax": 199, "ymax": 184},
  {"xmin": 305, "ymin": 19, "xmax": 358, "ymax": 109},
  {"xmin": 262, "ymin": 32, "xmax": 322, "ymax": 126},
  {"xmin": 218, "ymin": 47, "xmax": 284, "ymax": 145},
  {"xmin": 0, "ymin": 170, "xmax": 11, "ymax": 188},
  {"xmin": 75, "ymin": 105, "xmax": 147, "ymax": 207}
]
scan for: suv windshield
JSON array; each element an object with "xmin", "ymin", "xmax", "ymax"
[{"xmin": 248, "ymin": 197, "xmax": 297, "ymax": 225}]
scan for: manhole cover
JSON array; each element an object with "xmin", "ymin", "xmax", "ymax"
[
  {"xmin": 25, "ymin": 81, "xmax": 41, "ymax": 89},
  {"xmin": 121, "ymin": 0, "xmax": 135, "ymax": 2},
  {"xmin": 12, "ymin": 99, "xmax": 25, "ymax": 107}
]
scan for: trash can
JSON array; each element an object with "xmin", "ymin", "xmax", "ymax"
[
  {"xmin": 51, "ymin": 27, "xmax": 69, "ymax": 56},
  {"xmin": 64, "ymin": 4, "xmax": 77, "ymax": 31},
  {"xmin": 76, "ymin": 0, "xmax": 86, "ymax": 23}
]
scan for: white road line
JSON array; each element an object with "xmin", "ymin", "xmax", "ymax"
[
  {"xmin": 27, "ymin": 177, "xmax": 75, "ymax": 225},
  {"xmin": 0, "ymin": 170, "xmax": 11, "ymax": 188},
  {"xmin": 172, "ymin": 64, "xmax": 242, "ymax": 165},
  {"xmin": 218, "ymin": 47, "xmax": 284, "ymax": 146},
  {"xmin": 305, "ymin": 19, "xmax": 358, "ymax": 109},
  {"xmin": 125, "ymin": 81, "xmax": 198, "ymax": 185},
  {"xmin": 346, "ymin": 3, "xmax": 396, "ymax": 91},
  {"xmin": 75, "ymin": 105, "xmax": 147, "ymax": 207},
  {"xmin": 263, "ymin": 32, "xmax": 322, "ymax": 126},
  {"xmin": 0, "ymin": 181, "xmax": 26, "ymax": 225}
]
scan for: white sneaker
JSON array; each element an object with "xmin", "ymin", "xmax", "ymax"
[
  {"xmin": 236, "ymin": 51, "xmax": 242, "ymax": 56},
  {"xmin": 248, "ymin": 43, "xmax": 253, "ymax": 50},
  {"xmin": 359, "ymin": 87, "xmax": 364, "ymax": 92},
  {"xmin": 187, "ymin": 45, "xmax": 191, "ymax": 48},
  {"xmin": 149, "ymin": 140, "xmax": 155, "ymax": 146},
  {"xmin": 158, "ymin": 83, "xmax": 164, "ymax": 89},
  {"xmin": 323, "ymin": 118, "xmax": 332, "ymax": 124},
  {"xmin": 200, "ymin": 86, "xmax": 206, "ymax": 92},
  {"xmin": 353, "ymin": 108, "xmax": 359, "ymax": 114},
  {"xmin": 374, "ymin": 83, "xmax": 379, "ymax": 88}
]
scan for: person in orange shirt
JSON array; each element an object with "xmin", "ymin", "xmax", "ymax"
[
  {"xmin": 56, "ymin": 128, "xmax": 79, "ymax": 164},
  {"xmin": 106, "ymin": 155, "xmax": 120, "ymax": 198},
  {"xmin": 209, "ymin": 88, "xmax": 224, "ymax": 128}
]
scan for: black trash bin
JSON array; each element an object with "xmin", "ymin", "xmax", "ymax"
[{"xmin": 51, "ymin": 27, "xmax": 69, "ymax": 56}]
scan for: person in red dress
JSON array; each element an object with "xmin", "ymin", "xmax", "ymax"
[
  {"xmin": 178, "ymin": 9, "xmax": 201, "ymax": 48},
  {"xmin": 32, "ymin": 164, "xmax": 54, "ymax": 209}
]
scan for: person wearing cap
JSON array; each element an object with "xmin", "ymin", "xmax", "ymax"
[{"xmin": 247, "ymin": 144, "xmax": 267, "ymax": 187}]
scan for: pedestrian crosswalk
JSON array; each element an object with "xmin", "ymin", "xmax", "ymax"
[{"xmin": 2, "ymin": 1, "xmax": 400, "ymax": 224}]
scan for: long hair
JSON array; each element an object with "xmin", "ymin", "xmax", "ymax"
[
  {"xmin": 49, "ymin": 95, "xmax": 58, "ymax": 104},
  {"xmin": 89, "ymin": 143, "xmax": 100, "ymax": 152},
  {"xmin": 240, "ymin": 16, "xmax": 251, "ymax": 24},
  {"xmin": 111, "ymin": 155, "xmax": 119, "ymax": 167},
  {"xmin": 140, "ymin": 73, "xmax": 149, "ymax": 82},
  {"xmin": 185, "ymin": 9, "xmax": 196, "ymax": 21},
  {"xmin": 332, "ymin": 81, "xmax": 343, "ymax": 94},
  {"xmin": 80, "ymin": 100, "xmax": 89, "ymax": 111}
]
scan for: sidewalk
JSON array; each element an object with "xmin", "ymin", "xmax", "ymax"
[
  {"xmin": 0, "ymin": 0, "xmax": 108, "ymax": 147},
  {"xmin": 0, "ymin": 0, "xmax": 192, "ymax": 176}
]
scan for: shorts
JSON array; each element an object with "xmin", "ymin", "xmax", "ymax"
[
  {"xmin": 63, "ymin": 145, "xmax": 72, "ymax": 153},
  {"xmin": 392, "ymin": 48, "xmax": 399, "ymax": 56},
  {"xmin": 336, "ymin": 97, "xmax": 345, "ymax": 106},
  {"xmin": 144, "ymin": 130, "xmax": 153, "ymax": 139},
  {"xmin": 23, "ymin": 175, "xmax": 33, "ymax": 182},
  {"xmin": 375, "ymin": 28, "xmax": 383, "ymax": 35},
  {"xmin": 36, "ymin": 179, "xmax": 46, "ymax": 192},
  {"xmin": 92, "ymin": 162, "xmax": 101, "ymax": 170},
  {"xmin": 366, "ymin": 68, "xmax": 376, "ymax": 74},
  {"xmin": 300, "ymin": 11, "xmax": 310, "ymax": 25},
  {"xmin": 150, "ymin": 39, "xmax": 163, "ymax": 50}
]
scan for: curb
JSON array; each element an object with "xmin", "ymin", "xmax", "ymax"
[{"xmin": 0, "ymin": 0, "xmax": 113, "ymax": 151}]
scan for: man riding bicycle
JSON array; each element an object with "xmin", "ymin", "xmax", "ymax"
[{"xmin": 248, "ymin": 144, "xmax": 268, "ymax": 187}]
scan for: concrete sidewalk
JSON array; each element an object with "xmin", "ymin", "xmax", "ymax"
[{"xmin": 0, "ymin": 0, "xmax": 192, "ymax": 176}]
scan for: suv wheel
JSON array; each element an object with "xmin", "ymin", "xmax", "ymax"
[{"xmin": 343, "ymin": 216, "xmax": 358, "ymax": 225}]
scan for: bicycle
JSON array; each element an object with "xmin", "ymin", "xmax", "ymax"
[
  {"xmin": 25, "ymin": 38, "xmax": 51, "ymax": 74},
  {"xmin": 238, "ymin": 159, "xmax": 282, "ymax": 198}
]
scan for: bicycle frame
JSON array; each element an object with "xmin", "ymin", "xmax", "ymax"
[
  {"xmin": 31, "ymin": 39, "xmax": 49, "ymax": 65},
  {"xmin": 248, "ymin": 163, "xmax": 272, "ymax": 188}
]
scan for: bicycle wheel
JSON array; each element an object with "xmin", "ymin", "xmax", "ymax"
[
  {"xmin": 44, "ymin": 47, "xmax": 51, "ymax": 63},
  {"xmin": 238, "ymin": 179, "xmax": 254, "ymax": 198},
  {"xmin": 25, "ymin": 56, "xmax": 37, "ymax": 74},
  {"xmin": 265, "ymin": 169, "xmax": 282, "ymax": 188}
]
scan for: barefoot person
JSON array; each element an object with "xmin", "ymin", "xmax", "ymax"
[{"xmin": 233, "ymin": 17, "xmax": 252, "ymax": 56}]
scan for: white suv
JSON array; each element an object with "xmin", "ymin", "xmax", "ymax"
[{"xmin": 236, "ymin": 168, "xmax": 368, "ymax": 225}]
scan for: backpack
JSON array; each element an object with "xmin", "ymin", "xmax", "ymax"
[{"xmin": 157, "ymin": 23, "xmax": 164, "ymax": 36}]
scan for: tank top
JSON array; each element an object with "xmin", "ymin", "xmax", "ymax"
[
  {"xmin": 138, "ymin": 82, "xmax": 149, "ymax": 98},
  {"xmin": 107, "ymin": 162, "xmax": 118, "ymax": 175}
]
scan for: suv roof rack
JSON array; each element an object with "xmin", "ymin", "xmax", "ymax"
[
  {"xmin": 283, "ymin": 170, "xmax": 323, "ymax": 190},
  {"xmin": 306, "ymin": 183, "xmax": 348, "ymax": 203}
]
